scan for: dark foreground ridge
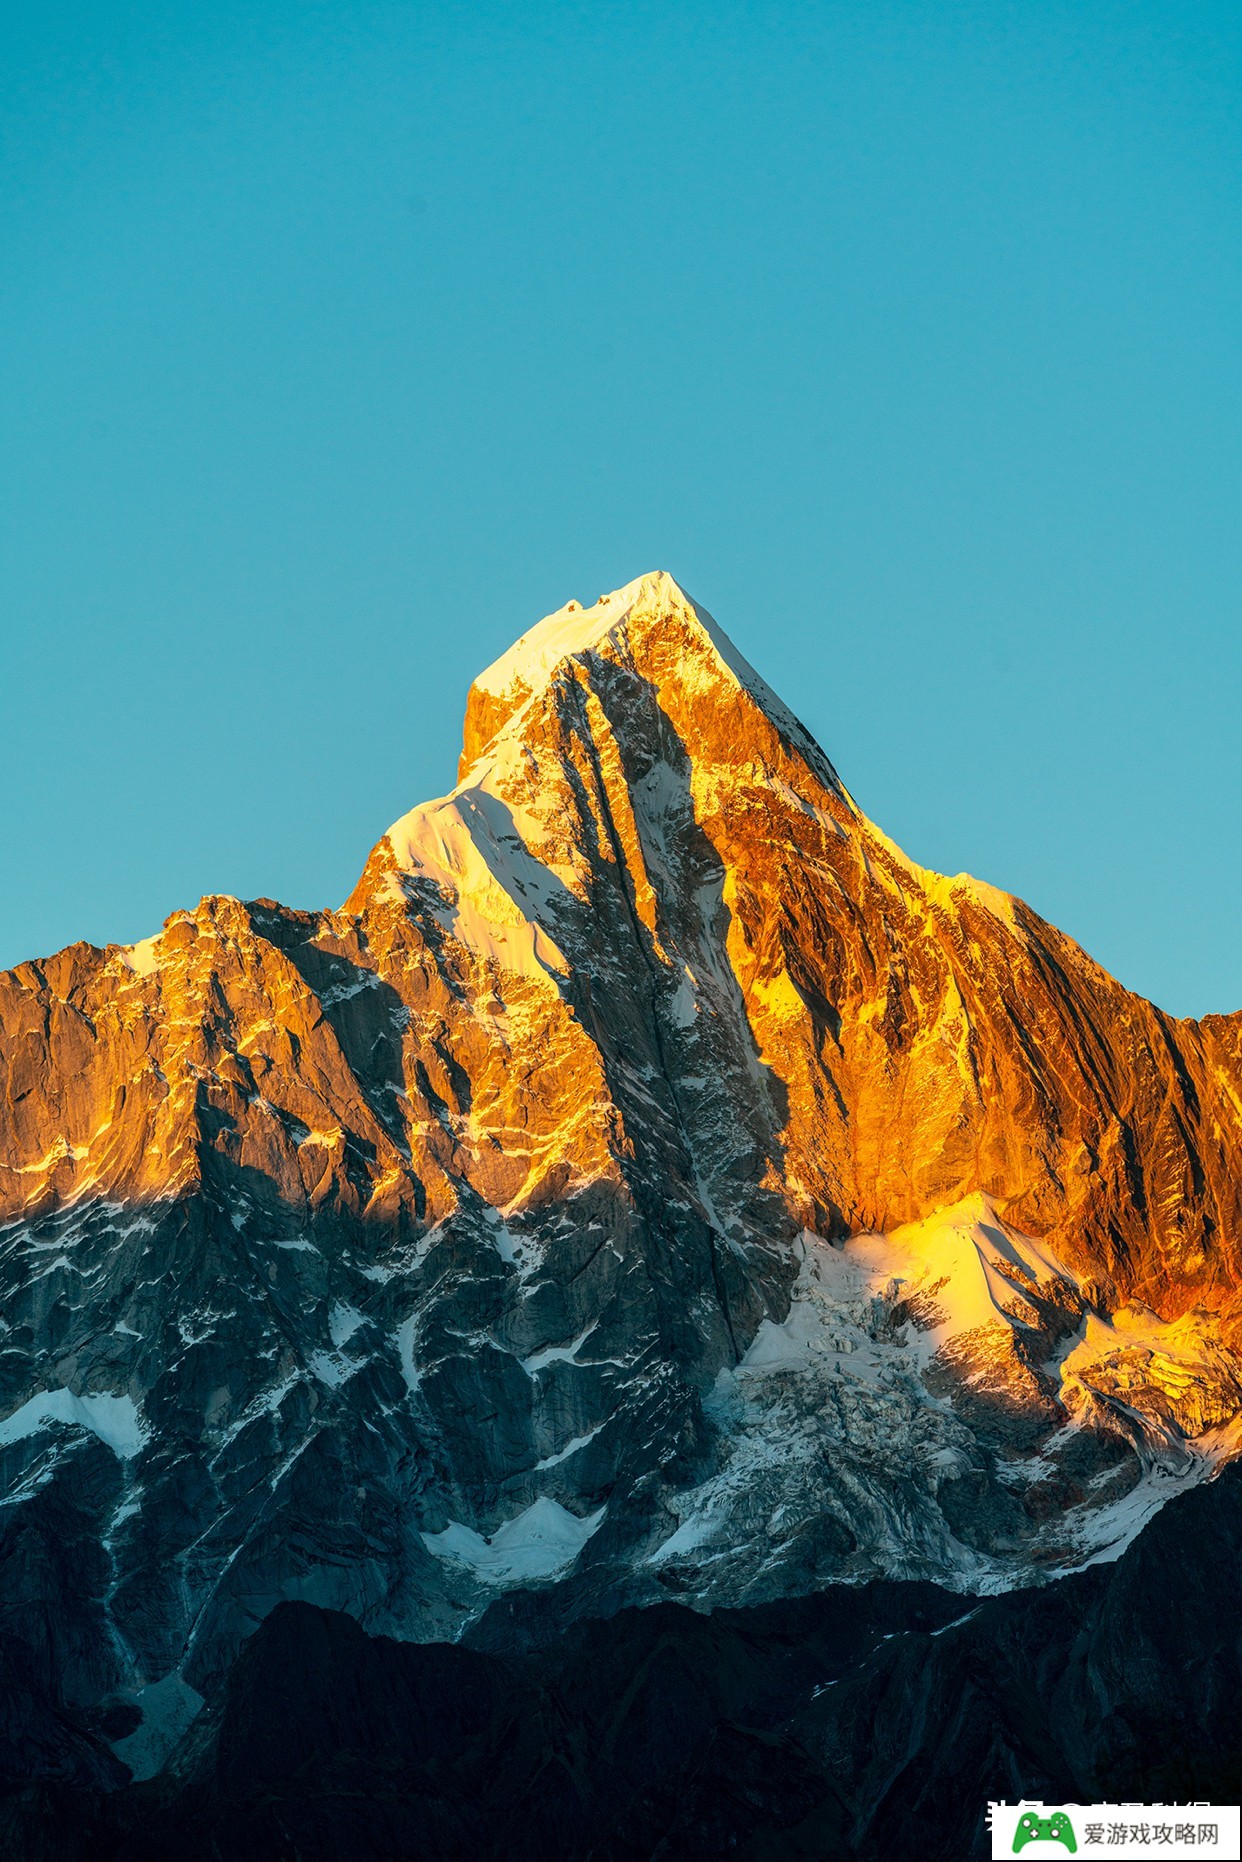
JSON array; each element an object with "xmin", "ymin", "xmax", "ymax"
[{"xmin": 4, "ymin": 1463, "xmax": 1241, "ymax": 1862}]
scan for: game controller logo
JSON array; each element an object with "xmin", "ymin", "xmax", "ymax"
[{"xmin": 1012, "ymin": 1808, "xmax": 1076, "ymax": 1853}]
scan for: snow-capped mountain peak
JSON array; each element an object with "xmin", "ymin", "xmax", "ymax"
[{"xmin": 2, "ymin": 573, "xmax": 1240, "ymax": 1782}]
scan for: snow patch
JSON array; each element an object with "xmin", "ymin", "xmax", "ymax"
[
  {"xmin": 668, "ymin": 974, "xmax": 698, "ymax": 1028},
  {"xmin": 308, "ymin": 1350, "xmax": 363, "ymax": 1388},
  {"xmin": 384, "ymin": 793, "xmax": 569, "ymax": 981},
  {"xmin": 0, "ymin": 1389, "xmax": 148, "ymax": 1460},
  {"xmin": 110, "ymin": 1674, "xmax": 203, "ymax": 1782},
  {"xmin": 319, "ymin": 970, "xmax": 382, "ymax": 1008},
  {"xmin": 421, "ymin": 1496, "xmax": 605, "ymax": 1583},
  {"xmin": 119, "ymin": 935, "xmax": 164, "ymax": 977},
  {"xmin": 521, "ymin": 1324, "xmax": 598, "ymax": 1375},
  {"xmin": 534, "ymin": 1423, "xmax": 604, "ymax": 1469},
  {"xmin": 472, "ymin": 584, "xmax": 643, "ymax": 703},
  {"xmin": 811, "ymin": 1192, "xmax": 1080, "ymax": 1362},
  {"xmin": 220, "ymin": 1375, "xmax": 299, "ymax": 1442},
  {"xmin": 329, "ymin": 1302, "xmax": 365, "ymax": 1349},
  {"xmin": 395, "ymin": 1314, "xmax": 421, "ymax": 1392}
]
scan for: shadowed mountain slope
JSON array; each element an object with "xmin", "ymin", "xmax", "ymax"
[
  {"xmin": 6, "ymin": 1463, "xmax": 1242, "ymax": 1861},
  {"xmin": 2, "ymin": 571, "xmax": 1240, "ymax": 1782}
]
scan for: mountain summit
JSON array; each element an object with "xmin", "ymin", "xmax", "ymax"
[
  {"xmin": 2, "ymin": 574, "xmax": 1241, "ymax": 1777},
  {"xmin": 456, "ymin": 571, "xmax": 828, "ymax": 775}
]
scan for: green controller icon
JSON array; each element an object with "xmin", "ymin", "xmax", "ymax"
[{"xmin": 1013, "ymin": 1810, "xmax": 1077, "ymax": 1853}]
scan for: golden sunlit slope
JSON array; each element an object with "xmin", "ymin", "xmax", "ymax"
[{"xmin": 1, "ymin": 572, "xmax": 1240, "ymax": 1691}]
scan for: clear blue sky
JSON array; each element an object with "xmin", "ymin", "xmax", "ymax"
[{"xmin": 2, "ymin": 1, "xmax": 1238, "ymax": 1016}]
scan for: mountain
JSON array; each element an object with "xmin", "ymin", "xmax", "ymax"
[
  {"xmin": 9, "ymin": 1462, "xmax": 1242, "ymax": 1861},
  {"xmin": 2, "ymin": 570, "xmax": 1241, "ymax": 1799}
]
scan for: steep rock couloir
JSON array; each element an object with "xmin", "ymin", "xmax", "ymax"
[{"xmin": 1, "ymin": 571, "xmax": 1239, "ymax": 1777}]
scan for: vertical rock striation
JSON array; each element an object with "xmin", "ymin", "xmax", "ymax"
[{"xmin": 1, "ymin": 571, "xmax": 1239, "ymax": 1768}]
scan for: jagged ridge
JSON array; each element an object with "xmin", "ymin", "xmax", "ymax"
[{"xmin": 1, "ymin": 571, "xmax": 1240, "ymax": 1779}]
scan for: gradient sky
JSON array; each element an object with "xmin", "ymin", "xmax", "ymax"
[{"xmin": 2, "ymin": 1, "xmax": 1239, "ymax": 1016}]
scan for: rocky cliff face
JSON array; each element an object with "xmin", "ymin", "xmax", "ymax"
[
  {"xmin": 8, "ymin": 1461, "xmax": 1242, "ymax": 1861},
  {"xmin": 2, "ymin": 571, "xmax": 1241, "ymax": 1777}
]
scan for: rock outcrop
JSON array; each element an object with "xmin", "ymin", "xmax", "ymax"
[{"xmin": 1, "ymin": 571, "xmax": 1240, "ymax": 1776}]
